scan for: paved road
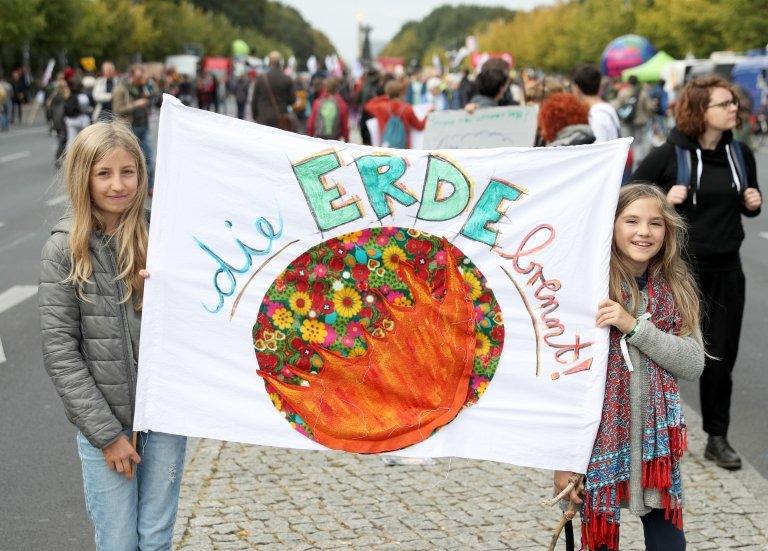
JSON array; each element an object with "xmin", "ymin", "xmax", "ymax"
[
  {"xmin": 173, "ymin": 406, "xmax": 768, "ymax": 550},
  {"xmin": 0, "ymin": 123, "xmax": 766, "ymax": 550}
]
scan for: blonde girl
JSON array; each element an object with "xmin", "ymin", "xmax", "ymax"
[
  {"xmin": 555, "ymin": 183, "xmax": 704, "ymax": 551},
  {"xmin": 39, "ymin": 120, "xmax": 186, "ymax": 550}
]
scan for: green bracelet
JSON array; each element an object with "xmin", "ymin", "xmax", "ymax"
[{"xmin": 624, "ymin": 320, "xmax": 640, "ymax": 339}]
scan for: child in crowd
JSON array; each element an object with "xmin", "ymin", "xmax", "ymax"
[{"xmin": 39, "ymin": 120, "xmax": 186, "ymax": 550}]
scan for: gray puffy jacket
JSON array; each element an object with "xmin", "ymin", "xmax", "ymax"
[{"xmin": 39, "ymin": 216, "xmax": 138, "ymax": 449}]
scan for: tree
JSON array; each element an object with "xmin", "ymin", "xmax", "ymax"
[
  {"xmin": 381, "ymin": 5, "xmax": 516, "ymax": 66},
  {"xmin": 72, "ymin": 0, "xmax": 156, "ymax": 64},
  {"xmin": 190, "ymin": 0, "xmax": 336, "ymax": 63},
  {"xmin": 0, "ymin": 0, "xmax": 48, "ymax": 73}
]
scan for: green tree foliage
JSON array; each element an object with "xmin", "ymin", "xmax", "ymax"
[
  {"xmin": 73, "ymin": 0, "xmax": 156, "ymax": 65},
  {"xmin": 189, "ymin": 0, "xmax": 335, "ymax": 64},
  {"xmin": 476, "ymin": 0, "xmax": 768, "ymax": 72},
  {"xmin": 380, "ymin": 5, "xmax": 516, "ymax": 65},
  {"xmin": 189, "ymin": 0, "xmax": 268, "ymax": 28},
  {"xmin": 0, "ymin": 0, "xmax": 46, "ymax": 47},
  {"xmin": 0, "ymin": 0, "xmax": 334, "ymax": 74}
]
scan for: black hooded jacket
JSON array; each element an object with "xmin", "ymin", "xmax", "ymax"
[{"xmin": 631, "ymin": 127, "xmax": 761, "ymax": 272}]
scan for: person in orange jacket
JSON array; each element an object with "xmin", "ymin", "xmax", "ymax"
[{"xmin": 364, "ymin": 79, "xmax": 431, "ymax": 148}]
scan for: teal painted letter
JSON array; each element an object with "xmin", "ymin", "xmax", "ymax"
[
  {"xmin": 355, "ymin": 155, "xmax": 414, "ymax": 219},
  {"xmin": 461, "ymin": 179, "xmax": 523, "ymax": 246},
  {"xmin": 293, "ymin": 152, "xmax": 362, "ymax": 231},
  {"xmin": 417, "ymin": 155, "xmax": 472, "ymax": 221}
]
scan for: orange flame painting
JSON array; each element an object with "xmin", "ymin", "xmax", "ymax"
[{"xmin": 254, "ymin": 227, "xmax": 504, "ymax": 454}]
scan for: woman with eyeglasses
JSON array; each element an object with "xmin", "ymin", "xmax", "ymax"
[{"xmin": 631, "ymin": 76, "xmax": 762, "ymax": 471}]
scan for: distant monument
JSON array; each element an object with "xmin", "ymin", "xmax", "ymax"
[{"xmin": 357, "ymin": 13, "xmax": 373, "ymax": 65}]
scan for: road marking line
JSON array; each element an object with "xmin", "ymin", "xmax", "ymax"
[
  {"xmin": 0, "ymin": 222, "xmax": 5, "ymax": 229},
  {"xmin": 0, "ymin": 151, "xmax": 31, "ymax": 164},
  {"xmin": 0, "ymin": 127, "xmax": 47, "ymax": 139},
  {"xmin": 760, "ymin": 232, "xmax": 768, "ymax": 241},
  {"xmin": 0, "ymin": 231, "xmax": 37, "ymax": 254},
  {"xmin": 0, "ymin": 337, "xmax": 6, "ymax": 364},
  {"xmin": 45, "ymin": 194, "xmax": 68, "ymax": 207},
  {"xmin": 0, "ymin": 285, "xmax": 38, "ymax": 314}
]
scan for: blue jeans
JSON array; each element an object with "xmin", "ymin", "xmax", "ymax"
[{"xmin": 76, "ymin": 430, "xmax": 187, "ymax": 551}]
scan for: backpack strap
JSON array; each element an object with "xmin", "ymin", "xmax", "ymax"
[
  {"xmin": 729, "ymin": 140, "xmax": 749, "ymax": 191},
  {"xmin": 675, "ymin": 145, "xmax": 691, "ymax": 187}
]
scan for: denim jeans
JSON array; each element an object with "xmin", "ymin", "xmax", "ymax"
[{"xmin": 76, "ymin": 430, "xmax": 187, "ymax": 551}]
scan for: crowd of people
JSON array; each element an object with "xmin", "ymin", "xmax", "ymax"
[
  {"xmin": 6, "ymin": 49, "xmax": 763, "ymax": 176},
  {"xmin": 12, "ymin": 47, "xmax": 762, "ymax": 551}
]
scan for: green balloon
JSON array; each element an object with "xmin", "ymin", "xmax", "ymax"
[{"xmin": 232, "ymin": 39, "xmax": 250, "ymax": 56}]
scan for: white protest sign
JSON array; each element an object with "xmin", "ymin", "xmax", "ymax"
[
  {"xmin": 423, "ymin": 105, "xmax": 539, "ymax": 149},
  {"xmin": 135, "ymin": 96, "xmax": 629, "ymax": 472}
]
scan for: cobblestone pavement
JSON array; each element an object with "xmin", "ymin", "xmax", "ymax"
[{"xmin": 173, "ymin": 405, "xmax": 768, "ymax": 550}]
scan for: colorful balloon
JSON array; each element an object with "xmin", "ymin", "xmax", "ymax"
[{"xmin": 600, "ymin": 35, "xmax": 656, "ymax": 77}]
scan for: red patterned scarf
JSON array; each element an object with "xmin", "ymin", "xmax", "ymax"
[{"xmin": 581, "ymin": 274, "xmax": 687, "ymax": 550}]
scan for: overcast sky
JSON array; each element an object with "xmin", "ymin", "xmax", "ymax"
[{"xmin": 278, "ymin": 0, "xmax": 554, "ymax": 62}]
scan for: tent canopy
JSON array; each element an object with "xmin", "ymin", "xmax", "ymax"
[{"xmin": 622, "ymin": 51, "xmax": 676, "ymax": 82}]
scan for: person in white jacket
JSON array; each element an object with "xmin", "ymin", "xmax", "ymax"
[{"xmin": 92, "ymin": 61, "xmax": 117, "ymax": 121}]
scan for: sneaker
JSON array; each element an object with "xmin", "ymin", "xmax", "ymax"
[{"xmin": 704, "ymin": 435, "xmax": 742, "ymax": 470}]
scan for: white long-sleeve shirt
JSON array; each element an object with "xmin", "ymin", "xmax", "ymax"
[{"xmin": 589, "ymin": 102, "xmax": 621, "ymax": 142}]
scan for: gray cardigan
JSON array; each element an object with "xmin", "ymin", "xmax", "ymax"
[
  {"xmin": 39, "ymin": 216, "xmax": 139, "ymax": 449},
  {"xmin": 623, "ymin": 287, "xmax": 705, "ymax": 515}
]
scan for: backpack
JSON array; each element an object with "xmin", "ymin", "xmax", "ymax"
[
  {"xmin": 316, "ymin": 97, "xmax": 341, "ymax": 139},
  {"xmin": 381, "ymin": 106, "xmax": 407, "ymax": 149},
  {"xmin": 616, "ymin": 91, "xmax": 639, "ymax": 124},
  {"xmin": 64, "ymin": 94, "xmax": 81, "ymax": 118}
]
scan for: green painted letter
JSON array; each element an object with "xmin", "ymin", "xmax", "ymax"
[
  {"xmin": 293, "ymin": 152, "xmax": 362, "ymax": 231},
  {"xmin": 461, "ymin": 179, "xmax": 523, "ymax": 246},
  {"xmin": 417, "ymin": 155, "xmax": 472, "ymax": 221},
  {"xmin": 355, "ymin": 155, "xmax": 415, "ymax": 220}
]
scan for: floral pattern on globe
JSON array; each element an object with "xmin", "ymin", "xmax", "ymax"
[{"xmin": 253, "ymin": 227, "xmax": 504, "ymax": 449}]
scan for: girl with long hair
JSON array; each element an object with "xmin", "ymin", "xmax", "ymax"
[
  {"xmin": 632, "ymin": 76, "xmax": 762, "ymax": 470},
  {"xmin": 554, "ymin": 184, "xmax": 704, "ymax": 551},
  {"xmin": 39, "ymin": 120, "xmax": 186, "ymax": 550}
]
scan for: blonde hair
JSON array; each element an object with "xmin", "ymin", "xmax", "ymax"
[
  {"xmin": 610, "ymin": 183, "xmax": 701, "ymax": 341},
  {"xmin": 63, "ymin": 120, "xmax": 148, "ymax": 310}
]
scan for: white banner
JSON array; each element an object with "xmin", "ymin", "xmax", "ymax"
[
  {"xmin": 422, "ymin": 105, "xmax": 539, "ymax": 149},
  {"xmin": 135, "ymin": 96, "xmax": 630, "ymax": 472}
]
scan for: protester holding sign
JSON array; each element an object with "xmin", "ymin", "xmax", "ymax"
[
  {"xmin": 555, "ymin": 183, "xmax": 704, "ymax": 551},
  {"xmin": 38, "ymin": 120, "xmax": 186, "ymax": 550},
  {"xmin": 464, "ymin": 67, "xmax": 509, "ymax": 112},
  {"xmin": 632, "ymin": 76, "xmax": 762, "ymax": 471}
]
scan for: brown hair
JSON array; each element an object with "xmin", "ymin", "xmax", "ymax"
[
  {"xmin": 385, "ymin": 79, "xmax": 405, "ymax": 99},
  {"xmin": 610, "ymin": 184, "xmax": 702, "ymax": 342},
  {"xmin": 324, "ymin": 77, "xmax": 339, "ymax": 95},
  {"xmin": 675, "ymin": 76, "xmax": 739, "ymax": 138}
]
